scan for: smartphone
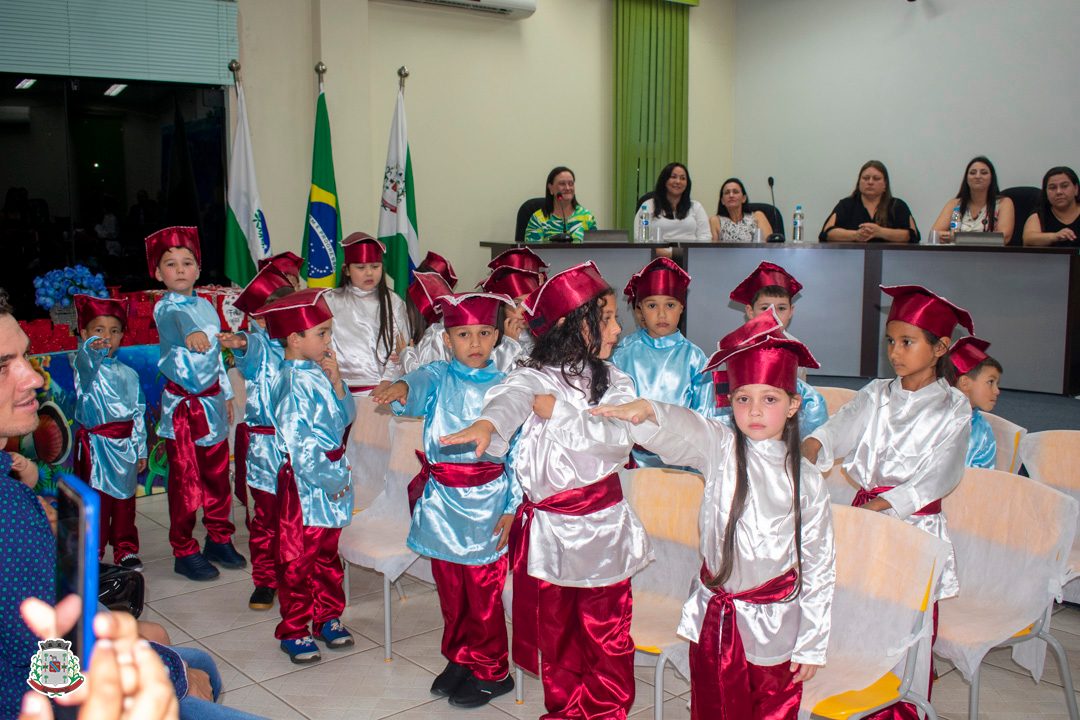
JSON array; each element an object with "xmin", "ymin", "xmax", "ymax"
[{"xmin": 56, "ymin": 474, "xmax": 100, "ymax": 664}]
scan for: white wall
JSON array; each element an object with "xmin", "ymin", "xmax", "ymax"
[{"xmin": 732, "ymin": 0, "xmax": 1080, "ymax": 236}]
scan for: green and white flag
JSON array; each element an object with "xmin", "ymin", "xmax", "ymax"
[
  {"xmin": 377, "ymin": 88, "xmax": 419, "ymax": 297},
  {"xmin": 224, "ymin": 82, "xmax": 270, "ymax": 287}
]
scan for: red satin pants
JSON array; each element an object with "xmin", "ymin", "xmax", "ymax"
[
  {"xmin": 96, "ymin": 490, "xmax": 139, "ymax": 564},
  {"xmin": 863, "ymin": 603, "xmax": 939, "ymax": 720},
  {"xmin": 537, "ymin": 579, "xmax": 635, "ymax": 720},
  {"xmin": 688, "ymin": 652, "xmax": 802, "ymax": 720},
  {"xmin": 274, "ymin": 526, "xmax": 345, "ymax": 640},
  {"xmin": 248, "ymin": 487, "xmax": 278, "ymax": 589},
  {"xmin": 165, "ymin": 438, "xmax": 234, "ymax": 558},
  {"xmin": 431, "ymin": 556, "xmax": 509, "ymax": 682}
]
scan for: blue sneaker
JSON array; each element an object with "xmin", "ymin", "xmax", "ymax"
[
  {"xmin": 174, "ymin": 553, "xmax": 220, "ymax": 581},
  {"xmin": 280, "ymin": 636, "xmax": 321, "ymax": 664},
  {"xmin": 315, "ymin": 619, "xmax": 354, "ymax": 649}
]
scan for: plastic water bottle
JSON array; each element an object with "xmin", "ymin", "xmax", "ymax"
[
  {"xmin": 636, "ymin": 204, "xmax": 651, "ymax": 243},
  {"xmin": 792, "ymin": 204, "xmax": 805, "ymax": 243},
  {"xmin": 949, "ymin": 205, "xmax": 962, "ymax": 236}
]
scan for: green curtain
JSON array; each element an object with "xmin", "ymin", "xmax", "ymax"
[{"xmin": 613, "ymin": 0, "xmax": 690, "ymax": 229}]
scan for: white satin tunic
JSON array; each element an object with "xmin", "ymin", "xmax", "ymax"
[
  {"xmin": 631, "ymin": 401, "xmax": 835, "ymax": 666},
  {"xmin": 232, "ymin": 323, "xmax": 285, "ymax": 494},
  {"xmin": 154, "ymin": 291, "xmax": 233, "ymax": 445},
  {"xmin": 74, "ymin": 338, "xmax": 148, "ymax": 499},
  {"xmin": 809, "ymin": 377, "xmax": 970, "ymax": 600},
  {"xmin": 324, "ymin": 285, "xmax": 408, "ymax": 389},
  {"xmin": 479, "ymin": 364, "xmax": 653, "ymax": 587},
  {"xmin": 401, "ymin": 322, "xmax": 451, "ymax": 374}
]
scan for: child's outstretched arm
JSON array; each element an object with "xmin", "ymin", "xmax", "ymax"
[
  {"xmin": 590, "ymin": 398, "xmax": 656, "ymax": 425},
  {"xmin": 440, "ymin": 419, "xmax": 496, "ymax": 458}
]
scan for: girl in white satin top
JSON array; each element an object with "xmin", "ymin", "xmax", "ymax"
[{"xmin": 323, "ymin": 233, "xmax": 409, "ymax": 394}]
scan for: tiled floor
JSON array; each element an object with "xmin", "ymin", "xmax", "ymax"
[{"xmin": 132, "ymin": 492, "xmax": 1080, "ymax": 719}]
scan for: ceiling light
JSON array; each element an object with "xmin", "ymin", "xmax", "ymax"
[
  {"xmin": 103, "ymin": 84, "xmax": 127, "ymax": 97},
  {"xmin": 15, "ymin": 79, "xmax": 35, "ymax": 90}
]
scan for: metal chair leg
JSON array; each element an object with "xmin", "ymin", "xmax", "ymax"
[
  {"xmin": 653, "ymin": 653, "xmax": 667, "ymax": 720},
  {"xmin": 515, "ymin": 667, "xmax": 525, "ymax": 704},
  {"xmin": 393, "ymin": 579, "xmax": 407, "ymax": 602},
  {"xmin": 968, "ymin": 663, "xmax": 981, "ymax": 720},
  {"xmin": 383, "ymin": 574, "xmax": 393, "ymax": 662},
  {"xmin": 908, "ymin": 692, "xmax": 938, "ymax": 720},
  {"xmin": 342, "ymin": 560, "xmax": 351, "ymax": 606},
  {"xmin": 1040, "ymin": 631, "xmax": 1080, "ymax": 720}
]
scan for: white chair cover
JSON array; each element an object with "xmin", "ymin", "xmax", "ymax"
[
  {"xmin": 935, "ymin": 468, "xmax": 1079, "ymax": 683},
  {"xmin": 800, "ymin": 505, "xmax": 949, "ymax": 716},
  {"xmin": 814, "ymin": 386, "xmax": 857, "ymax": 417},
  {"xmin": 981, "ymin": 411, "xmax": 1026, "ymax": 474},
  {"xmin": 339, "ymin": 415, "xmax": 424, "ymax": 583},
  {"xmin": 1019, "ymin": 430, "xmax": 1080, "ymax": 602},
  {"xmin": 346, "ymin": 396, "xmax": 395, "ymax": 511}
]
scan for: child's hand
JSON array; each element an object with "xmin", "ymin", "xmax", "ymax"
[
  {"xmin": 319, "ymin": 348, "xmax": 344, "ymax": 388},
  {"xmin": 10, "ymin": 452, "xmax": 38, "ymax": 488},
  {"xmin": 859, "ymin": 497, "xmax": 892, "ymax": 513},
  {"xmin": 88, "ymin": 337, "xmax": 111, "ymax": 352},
  {"xmin": 589, "ymin": 399, "xmax": 655, "ymax": 425},
  {"xmin": 185, "ymin": 331, "xmax": 211, "ymax": 353},
  {"xmin": 391, "ymin": 333, "xmax": 407, "ymax": 363},
  {"xmin": 440, "ymin": 419, "xmax": 496, "ymax": 458},
  {"xmin": 532, "ymin": 394, "xmax": 556, "ymax": 419},
  {"xmin": 789, "ymin": 662, "xmax": 821, "ymax": 683},
  {"xmin": 800, "ymin": 438, "xmax": 822, "ymax": 464},
  {"xmin": 503, "ymin": 316, "xmax": 525, "ymax": 341},
  {"xmin": 216, "ymin": 332, "xmax": 247, "ymax": 350},
  {"xmin": 492, "ymin": 513, "xmax": 514, "ymax": 551},
  {"xmin": 372, "ymin": 381, "xmax": 408, "ymax": 405},
  {"xmin": 138, "ymin": 458, "xmax": 148, "ymax": 473}
]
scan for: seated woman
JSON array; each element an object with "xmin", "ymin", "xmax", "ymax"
[
  {"xmin": 1022, "ymin": 166, "xmax": 1080, "ymax": 247},
  {"xmin": 708, "ymin": 177, "xmax": 773, "ymax": 243},
  {"xmin": 930, "ymin": 156, "xmax": 1014, "ymax": 244},
  {"xmin": 524, "ymin": 166, "xmax": 597, "ymax": 243},
  {"xmin": 819, "ymin": 160, "xmax": 919, "ymax": 243},
  {"xmin": 633, "ymin": 162, "xmax": 711, "ymax": 242}
]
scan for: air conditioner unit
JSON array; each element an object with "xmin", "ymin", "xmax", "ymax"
[{"xmin": 386, "ymin": 0, "xmax": 535, "ymax": 19}]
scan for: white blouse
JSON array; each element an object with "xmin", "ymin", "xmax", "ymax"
[
  {"xmin": 634, "ymin": 199, "xmax": 712, "ymax": 242},
  {"xmin": 324, "ymin": 285, "xmax": 408, "ymax": 389}
]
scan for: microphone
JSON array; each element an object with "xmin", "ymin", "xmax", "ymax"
[
  {"xmin": 766, "ymin": 176, "xmax": 783, "ymax": 243},
  {"xmin": 768, "ymin": 176, "xmax": 776, "ymax": 209},
  {"xmin": 549, "ymin": 192, "xmax": 573, "ymax": 242}
]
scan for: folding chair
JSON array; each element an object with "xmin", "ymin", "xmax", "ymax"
[
  {"xmin": 347, "ymin": 395, "xmax": 395, "ymax": 511},
  {"xmin": 981, "ymin": 411, "xmax": 1026, "ymax": 474},
  {"xmin": 804, "ymin": 505, "xmax": 949, "ymax": 720},
  {"xmin": 935, "ymin": 467, "xmax": 1080, "ymax": 720},
  {"xmin": 1019, "ymin": 430, "xmax": 1080, "ymax": 603}
]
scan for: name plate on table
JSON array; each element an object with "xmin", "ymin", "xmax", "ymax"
[{"xmin": 954, "ymin": 232, "xmax": 1005, "ymax": 247}]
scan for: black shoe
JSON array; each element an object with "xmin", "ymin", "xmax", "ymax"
[
  {"xmin": 248, "ymin": 586, "xmax": 276, "ymax": 610},
  {"xmin": 118, "ymin": 554, "xmax": 143, "ymax": 571},
  {"xmin": 430, "ymin": 661, "xmax": 470, "ymax": 697},
  {"xmin": 174, "ymin": 553, "xmax": 220, "ymax": 581},
  {"xmin": 203, "ymin": 540, "xmax": 247, "ymax": 569},
  {"xmin": 448, "ymin": 672, "xmax": 514, "ymax": 708}
]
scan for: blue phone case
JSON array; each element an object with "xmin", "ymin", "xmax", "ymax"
[{"xmin": 56, "ymin": 473, "xmax": 99, "ymax": 665}]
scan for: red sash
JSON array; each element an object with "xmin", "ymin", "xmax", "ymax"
[
  {"xmin": 509, "ymin": 472, "xmax": 624, "ymax": 675},
  {"xmin": 74, "ymin": 419, "xmax": 135, "ymax": 483},
  {"xmin": 408, "ymin": 451, "xmax": 505, "ymax": 514},
  {"xmin": 348, "ymin": 384, "xmax": 376, "ymax": 395},
  {"xmin": 693, "ymin": 564, "xmax": 799, "ymax": 720},
  {"xmin": 276, "ymin": 423, "xmax": 353, "ymax": 563},
  {"xmin": 852, "ymin": 485, "xmax": 942, "ymax": 516},
  {"xmin": 233, "ymin": 422, "xmax": 275, "ymax": 512},
  {"xmin": 164, "ymin": 380, "xmax": 221, "ymax": 442}
]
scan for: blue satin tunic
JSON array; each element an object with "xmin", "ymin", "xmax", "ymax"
[
  {"xmin": 74, "ymin": 338, "xmax": 147, "ymax": 499},
  {"xmin": 611, "ymin": 328, "xmax": 715, "ymax": 467},
  {"xmin": 965, "ymin": 408, "xmax": 996, "ymax": 469},
  {"xmin": 271, "ymin": 359, "xmax": 356, "ymax": 528},
  {"xmin": 393, "ymin": 359, "xmax": 522, "ymax": 565},
  {"xmin": 233, "ymin": 323, "xmax": 286, "ymax": 494},
  {"xmin": 154, "ymin": 292, "xmax": 233, "ymax": 445}
]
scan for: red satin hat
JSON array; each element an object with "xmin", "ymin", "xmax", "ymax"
[
  {"xmin": 703, "ymin": 310, "xmax": 819, "ymax": 394},
  {"xmin": 74, "ymin": 294, "xmax": 128, "ymax": 330},
  {"xmin": 729, "ymin": 261, "xmax": 803, "ymax": 306},
  {"xmin": 258, "ymin": 251, "xmax": 303, "ymax": 279},
  {"xmin": 407, "ymin": 271, "xmax": 454, "ymax": 325},
  {"xmin": 948, "ymin": 336, "xmax": 991, "ymax": 376},
  {"xmin": 145, "ymin": 226, "xmax": 201, "ymax": 277},
  {"xmin": 233, "ymin": 264, "xmax": 294, "ymax": 315},
  {"xmin": 342, "ymin": 232, "xmax": 385, "ymax": 265},
  {"xmin": 523, "ymin": 261, "xmax": 609, "ymax": 337},
  {"xmin": 418, "ymin": 251, "xmax": 458, "ymax": 290},
  {"xmin": 488, "ymin": 247, "xmax": 549, "ymax": 274},
  {"xmin": 479, "ymin": 267, "xmax": 542, "ymax": 299},
  {"xmin": 882, "ymin": 284, "xmax": 974, "ymax": 340},
  {"xmin": 436, "ymin": 292, "xmax": 512, "ymax": 329},
  {"xmin": 623, "ymin": 257, "xmax": 690, "ymax": 305},
  {"xmin": 250, "ymin": 288, "xmax": 333, "ymax": 339}
]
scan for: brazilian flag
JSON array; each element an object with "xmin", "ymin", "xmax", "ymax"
[{"xmin": 302, "ymin": 91, "xmax": 343, "ymax": 288}]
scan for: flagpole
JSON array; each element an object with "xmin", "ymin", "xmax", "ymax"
[
  {"xmin": 397, "ymin": 65, "xmax": 409, "ymax": 93},
  {"xmin": 228, "ymin": 58, "xmax": 241, "ymax": 85},
  {"xmin": 315, "ymin": 61, "xmax": 327, "ymax": 93}
]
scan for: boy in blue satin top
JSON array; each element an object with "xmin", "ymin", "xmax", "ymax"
[
  {"xmin": 611, "ymin": 257, "xmax": 714, "ymax": 468},
  {"xmin": 373, "ymin": 291, "xmax": 520, "ymax": 709},
  {"xmin": 218, "ymin": 260, "xmax": 296, "ymax": 612},
  {"xmin": 146, "ymin": 226, "xmax": 243, "ymax": 582},
  {"xmin": 72, "ymin": 294, "xmax": 147, "ymax": 569},
  {"xmin": 946, "ymin": 336, "xmax": 1002, "ymax": 469},
  {"xmin": 726, "ymin": 261, "xmax": 828, "ymax": 437},
  {"xmin": 255, "ymin": 288, "xmax": 357, "ymax": 665}
]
